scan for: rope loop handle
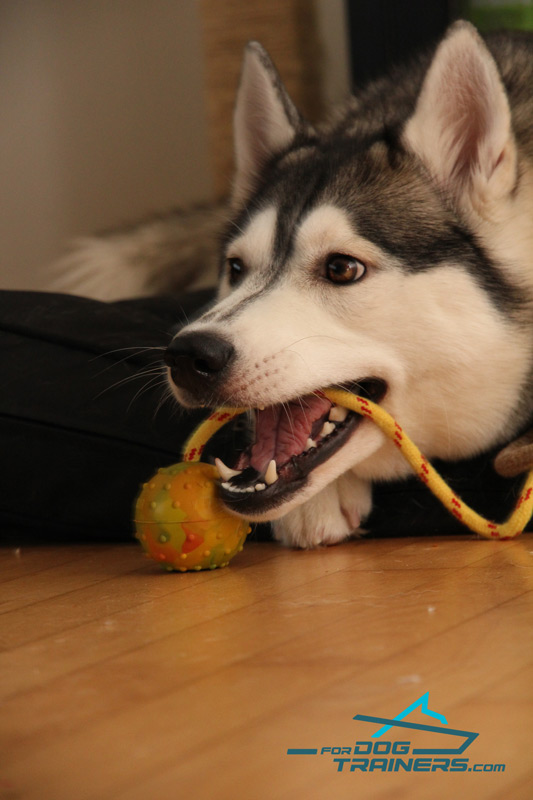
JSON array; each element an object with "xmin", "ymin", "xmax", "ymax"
[{"xmin": 182, "ymin": 391, "xmax": 533, "ymax": 540}]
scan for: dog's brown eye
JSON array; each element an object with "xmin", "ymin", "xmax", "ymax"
[
  {"xmin": 227, "ymin": 257, "xmax": 245, "ymax": 286},
  {"xmin": 326, "ymin": 254, "xmax": 366, "ymax": 285}
]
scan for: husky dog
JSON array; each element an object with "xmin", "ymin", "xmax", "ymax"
[{"xmin": 165, "ymin": 21, "xmax": 533, "ymax": 548}]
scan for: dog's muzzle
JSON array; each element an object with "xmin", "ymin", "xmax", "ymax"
[{"xmin": 165, "ymin": 332, "xmax": 235, "ymax": 397}]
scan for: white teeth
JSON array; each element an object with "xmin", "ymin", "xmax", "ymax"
[
  {"xmin": 220, "ymin": 459, "xmax": 277, "ymax": 493},
  {"xmin": 329, "ymin": 405, "xmax": 348, "ymax": 423},
  {"xmin": 221, "ymin": 481, "xmax": 243, "ymax": 493},
  {"xmin": 222, "ymin": 480, "xmax": 267, "ymax": 493},
  {"xmin": 305, "ymin": 438, "xmax": 317, "ymax": 451},
  {"xmin": 264, "ymin": 459, "xmax": 278, "ymax": 485},
  {"xmin": 320, "ymin": 421, "xmax": 336, "ymax": 437},
  {"xmin": 215, "ymin": 457, "xmax": 242, "ymax": 481}
]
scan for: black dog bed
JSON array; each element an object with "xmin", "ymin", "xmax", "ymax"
[{"xmin": 0, "ymin": 289, "xmax": 525, "ymax": 544}]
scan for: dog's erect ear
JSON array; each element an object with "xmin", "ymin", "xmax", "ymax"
[
  {"xmin": 403, "ymin": 21, "xmax": 517, "ymax": 209},
  {"xmin": 232, "ymin": 42, "xmax": 306, "ymax": 206}
]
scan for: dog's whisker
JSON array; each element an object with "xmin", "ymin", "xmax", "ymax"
[
  {"xmin": 152, "ymin": 385, "xmax": 177, "ymax": 422},
  {"xmin": 226, "ymin": 218, "xmax": 247, "ymax": 236},
  {"xmin": 91, "ymin": 347, "xmax": 166, "ymax": 376},
  {"xmin": 127, "ymin": 376, "xmax": 170, "ymax": 412},
  {"xmin": 93, "ymin": 356, "xmax": 164, "ymax": 376},
  {"xmin": 280, "ymin": 400, "xmax": 295, "ymax": 438},
  {"xmin": 94, "ymin": 366, "xmax": 166, "ymax": 400},
  {"xmin": 91, "ymin": 345, "xmax": 165, "ymax": 362},
  {"xmin": 275, "ymin": 334, "xmax": 347, "ymax": 358},
  {"xmin": 284, "ymin": 348, "xmax": 311, "ymax": 372},
  {"xmin": 296, "ymin": 395, "xmax": 312, "ymax": 432}
]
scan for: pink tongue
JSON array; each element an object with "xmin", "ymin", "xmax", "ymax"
[{"xmin": 248, "ymin": 394, "xmax": 332, "ymax": 473}]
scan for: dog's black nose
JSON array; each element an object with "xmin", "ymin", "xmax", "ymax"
[{"xmin": 164, "ymin": 332, "xmax": 235, "ymax": 395}]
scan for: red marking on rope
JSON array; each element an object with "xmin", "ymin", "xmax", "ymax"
[
  {"xmin": 490, "ymin": 529, "xmax": 500, "ymax": 538},
  {"xmin": 357, "ymin": 397, "xmax": 372, "ymax": 415},
  {"xmin": 419, "ymin": 472, "xmax": 429, "ymax": 484},
  {"xmin": 515, "ymin": 487, "xmax": 532, "ymax": 511},
  {"xmin": 187, "ymin": 448, "xmax": 197, "ymax": 461},
  {"xmin": 421, "ymin": 463, "xmax": 429, "ymax": 475},
  {"xmin": 451, "ymin": 498, "xmax": 461, "ymax": 509},
  {"xmin": 198, "ymin": 444, "xmax": 205, "ymax": 456},
  {"xmin": 487, "ymin": 523, "xmax": 497, "ymax": 530},
  {"xmin": 395, "ymin": 422, "xmax": 403, "ymax": 433},
  {"xmin": 217, "ymin": 412, "xmax": 231, "ymax": 422},
  {"xmin": 452, "ymin": 509, "xmax": 463, "ymax": 521}
]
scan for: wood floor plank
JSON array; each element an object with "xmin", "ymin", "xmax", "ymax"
[
  {"xmin": 106, "ymin": 589, "xmax": 532, "ymax": 800},
  {"xmin": 0, "ymin": 545, "xmax": 103, "ymax": 583},
  {"xmin": 0, "ymin": 565, "xmax": 447, "ymax": 758},
  {"xmin": 0, "ymin": 547, "xmax": 147, "ymax": 615},
  {"xmin": 0, "ymin": 540, "xmax": 391, "ymax": 696},
  {"xmin": 1, "ymin": 536, "xmax": 531, "ymax": 800},
  {"xmin": 0, "ymin": 541, "xmax": 284, "ymax": 650}
]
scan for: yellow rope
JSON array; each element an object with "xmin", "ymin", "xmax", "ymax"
[
  {"xmin": 324, "ymin": 389, "xmax": 533, "ymax": 540},
  {"xmin": 182, "ymin": 390, "xmax": 533, "ymax": 540},
  {"xmin": 182, "ymin": 407, "xmax": 245, "ymax": 463}
]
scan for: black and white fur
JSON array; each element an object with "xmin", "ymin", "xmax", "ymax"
[{"xmin": 166, "ymin": 22, "xmax": 533, "ymax": 548}]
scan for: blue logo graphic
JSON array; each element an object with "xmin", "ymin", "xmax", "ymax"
[
  {"xmin": 287, "ymin": 692, "xmax": 506, "ymax": 774},
  {"xmin": 353, "ymin": 691, "xmax": 478, "ymax": 754}
]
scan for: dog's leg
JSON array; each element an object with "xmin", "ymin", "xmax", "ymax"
[{"xmin": 272, "ymin": 472, "xmax": 372, "ymax": 549}]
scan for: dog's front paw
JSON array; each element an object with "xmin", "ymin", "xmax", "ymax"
[{"xmin": 272, "ymin": 472, "xmax": 372, "ymax": 549}]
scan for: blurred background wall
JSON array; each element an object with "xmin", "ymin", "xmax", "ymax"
[
  {"xmin": 1, "ymin": 1, "xmax": 531, "ymax": 292},
  {"xmin": 0, "ymin": 0, "xmax": 349, "ymax": 291}
]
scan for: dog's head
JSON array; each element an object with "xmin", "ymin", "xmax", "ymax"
[{"xmin": 166, "ymin": 23, "xmax": 533, "ymax": 522}]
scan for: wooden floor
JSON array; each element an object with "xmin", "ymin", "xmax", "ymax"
[{"xmin": 1, "ymin": 534, "xmax": 532, "ymax": 800}]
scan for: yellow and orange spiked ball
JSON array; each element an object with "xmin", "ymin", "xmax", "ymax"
[{"xmin": 134, "ymin": 461, "xmax": 250, "ymax": 572}]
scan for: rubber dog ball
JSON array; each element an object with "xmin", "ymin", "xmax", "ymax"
[{"xmin": 134, "ymin": 462, "xmax": 251, "ymax": 571}]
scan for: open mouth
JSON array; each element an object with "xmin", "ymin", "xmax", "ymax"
[{"xmin": 216, "ymin": 378, "xmax": 387, "ymax": 515}]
